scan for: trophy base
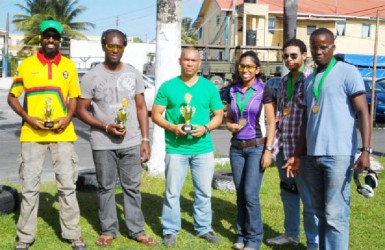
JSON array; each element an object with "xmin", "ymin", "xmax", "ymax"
[
  {"xmin": 182, "ymin": 125, "xmax": 194, "ymax": 134},
  {"xmin": 44, "ymin": 121, "xmax": 54, "ymax": 128},
  {"xmin": 117, "ymin": 124, "xmax": 125, "ymax": 132}
]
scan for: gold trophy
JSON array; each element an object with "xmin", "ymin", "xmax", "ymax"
[
  {"xmin": 180, "ymin": 93, "xmax": 196, "ymax": 134},
  {"xmin": 43, "ymin": 97, "xmax": 54, "ymax": 128},
  {"xmin": 116, "ymin": 98, "xmax": 129, "ymax": 131}
]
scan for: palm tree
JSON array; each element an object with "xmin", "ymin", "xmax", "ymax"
[
  {"xmin": 181, "ymin": 17, "xmax": 197, "ymax": 44},
  {"xmin": 13, "ymin": 0, "xmax": 95, "ymax": 47}
]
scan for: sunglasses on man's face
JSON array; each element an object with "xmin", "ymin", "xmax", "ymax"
[
  {"xmin": 282, "ymin": 53, "xmax": 299, "ymax": 60},
  {"xmin": 105, "ymin": 44, "xmax": 125, "ymax": 52},
  {"xmin": 42, "ymin": 33, "xmax": 61, "ymax": 41}
]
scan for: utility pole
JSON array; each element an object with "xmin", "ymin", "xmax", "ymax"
[
  {"xmin": 282, "ymin": 0, "xmax": 298, "ymax": 76},
  {"xmin": 116, "ymin": 16, "xmax": 119, "ymax": 29},
  {"xmin": 147, "ymin": 0, "xmax": 182, "ymax": 176},
  {"xmin": 2, "ymin": 13, "xmax": 9, "ymax": 78},
  {"xmin": 370, "ymin": 9, "xmax": 380, "ymax": 131},
  {"xmin": 283, "ymin": 0, "xmax": 298, "ymax": 43}
]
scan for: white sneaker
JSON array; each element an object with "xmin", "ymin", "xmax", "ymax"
[{"xmin": 266, "ymin": 234, "xmax": 299, "ymax": 246}]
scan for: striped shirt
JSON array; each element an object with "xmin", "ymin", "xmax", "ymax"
[{"xmin": 274, "ymin": 67, "xmax": 312, "ymax": 160}]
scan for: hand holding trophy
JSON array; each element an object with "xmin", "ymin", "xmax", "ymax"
[
  {"xmin": 43, "ymin": 97, "xmax": 54, "ymax": 128},
  {"xmin": 180, "ymin": 93, "xmax": 196, "ymax": 134},
  {"xmin": 116, "ymin": 98, "xmax": 129, "ymax": 132}
]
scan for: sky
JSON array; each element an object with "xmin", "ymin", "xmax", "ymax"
[{"xmin": 0, "ymin": 0, "xmax": 204, "ymax": 42}]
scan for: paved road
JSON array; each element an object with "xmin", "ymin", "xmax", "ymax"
[{"xmin": 1, "ymin": 88, "xmax": 384, "ymax": 183}]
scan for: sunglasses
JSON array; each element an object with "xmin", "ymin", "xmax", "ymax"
[
  {"xmin": 105, "ymin": 44, "xmax": 125, "ymax": 52},
  {"xmin": 311, "ymin": 44, "xmax": 334, "ymax": 51},
  {"xmin": 282, "ymin": 53, "xmax": 299, "ymax": 60},
  {"xmin": 238, "ymin": 64, "xmax": 257, "ymax": 71},
  {"xmin": 42, "ymin": 33, "xmax": 61, "ymax": 41}
]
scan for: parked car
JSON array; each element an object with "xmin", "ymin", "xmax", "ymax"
[
  {"xmin": 265, "ymin": 77, "xmax": 281, "ymax": 102},
  {"xmin": 363, "ymin": 77, "xmax": 385, "ymax": 120}
]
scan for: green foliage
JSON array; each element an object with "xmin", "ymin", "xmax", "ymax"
[
  {"xmin": 12, "ymin": 0, "xmax": 95, "ymax": 49},
  {"xmin": 133, "ymin": 37, "xmax": 144, "ymax": 43},
  {"xmin": 1, "ymin": 158, "xmax": 384, "ymax": 249},
  {"xmin": 182, "ymin": 17, "xmax": 198, "ymax": 45}
]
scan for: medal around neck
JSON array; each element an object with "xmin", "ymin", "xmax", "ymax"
[
  {"xmin": 180, "ymin": 93, "xmax": 196, "ymax": 134},
  {"xmin": 312, "ymin": 103, "xmax": 319, "ymax": 113},
  {"xmin": 238, "ymin": 118, "xmax": 247, "ymax": 126},
  {"xmin": 43, "ymin": 97, "xmax": 54, "ymax": 128},
  {"xmin": 116, "ymin": 98, "xmax": 129, "ymax": 132},
  {"xmin": 283, "ymin": 106, "xmax": 291, "ymax": 116}
]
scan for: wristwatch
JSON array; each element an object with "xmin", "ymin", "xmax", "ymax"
[
  {"xmin": 361, "ymin": 147, "xmax": 372, "ymax": 154},
  {"xmin": 265, "ymin": 145, "xmax": 273, "ymax": 151},
  {"xmin": 204, "ymin": 125, "xmax": 210, "ymax": 134}
]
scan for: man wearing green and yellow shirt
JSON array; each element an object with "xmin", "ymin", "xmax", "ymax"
[{"xmin": 7, "ymin": 19, "xmax": 85, "ymax": 250}]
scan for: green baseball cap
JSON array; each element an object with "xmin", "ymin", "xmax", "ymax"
[{"xmin": 40, "ymin": 20, "xmax": 63, "ymax": 34}]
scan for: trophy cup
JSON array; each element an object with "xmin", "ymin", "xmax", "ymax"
[
  {"xmin": 116, "ymin": 98, "xmax": 129, "ymax": 131},
  {"xmin": 180, "ymin": 93, "xmax": 196, "ymax": 134},
  {"xmin": 43, "ymin": 97, "xmax": 54, "ymax": 128}
]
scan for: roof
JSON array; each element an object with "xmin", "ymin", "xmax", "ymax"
[{"xmin": 201, "ymin": 0, "xmax": 385, "ymax": 19}]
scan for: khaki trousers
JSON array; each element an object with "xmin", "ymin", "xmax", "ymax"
[{"xmin": 16, "ymin": 142, "xmax": 82, "ymax": 243}]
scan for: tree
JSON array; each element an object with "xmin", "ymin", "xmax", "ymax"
[
  {"xmin": 147, "ymin": 0, "xmax": 182, "ymax": 176},
  {"xmin": 13, "ymin": 0, "xmax": 95, "ymax": 47},
  {"xmin": 181, "ymin": 17, "xmax": 197, "ymax": 44}
]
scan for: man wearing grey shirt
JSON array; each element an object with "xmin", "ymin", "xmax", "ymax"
[{"xmin": 76, "ymin": 29, "xmax": 155, "ymax": 247}]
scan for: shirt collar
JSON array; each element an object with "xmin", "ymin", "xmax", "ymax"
[
  {"xmin": 234, "ymin": 78, "xmax": 262, "ymax": 93},
  {"xmin": 37, "ymin": 50, "xmax": 61, "ymax": 65}
]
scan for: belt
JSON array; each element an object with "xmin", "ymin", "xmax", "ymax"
[{"xmin": 231, "ymin": 137, "xmax": 266, "ymax": 149}]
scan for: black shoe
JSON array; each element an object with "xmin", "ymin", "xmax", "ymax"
[
  {"xmin": 162, "ymin": 234, "xmax": 176, "ymax": 246},
  {"xmin": 199, "ymin": 231, "xmax": 221, "ymax": 243},
  {"xmin": 70, "ymin": 237, "xmax": 86, "ymax": 250}
]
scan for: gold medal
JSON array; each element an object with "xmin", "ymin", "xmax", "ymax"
[
  {"xmin": 312, "ymin": 104, "xmax": 319, "ymax": 113},
  {"xmin": 283, "ymin": 107, "xmax": 291, "ymax": 116},
  {"xmin": 238, "ymin": 118, "xmax": 247, "ymax": 126}
]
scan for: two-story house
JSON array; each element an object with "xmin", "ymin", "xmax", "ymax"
[{"xmin": 193, "ymin": 0, "xmax": 385, "ymax": 62}]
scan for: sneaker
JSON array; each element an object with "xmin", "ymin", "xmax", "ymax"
[
  {"xmin": 163, "ymin": 234, "xmax": 176, "ymax": 246},
  {"xmin": 199, "ymin": 231, "xmax": 221, "ymax": 243},
  {"xmin": 14, "ymin": 242, "xmax": 30, "ymax": 250},
  {"xmin": 266, "ymin": 234, "xmax": 299, "ymax": 246},
  {"xmin": 233, "ymin": 242, "xmax": 245, "ymax": 249},
  {"xmin": 70, "ymin": 237, "xmax": 86, "ymax": 250}
]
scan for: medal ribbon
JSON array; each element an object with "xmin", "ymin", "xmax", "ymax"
[
  {"xmin": 287, "ymin": 66, "xmax": 304, "ymax": 101},
  {"xmin": 236, "ymin": 88, "xmax": 255, "ymax": 118},
  {"xmin": 312, "ymin": 57, "xmax": 337, "ymax": 100}
]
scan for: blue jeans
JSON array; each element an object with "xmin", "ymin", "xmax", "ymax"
[
  {"xmin": 304, "ymin": 155, "xmax": 354, "ymax": 250},
  {"xmin": 162, "ymin": 152, "xmax": 215, "ymax": 236},
  {"xmin": 230, "ymin": 144, "xmax": 264, "ymax": 250},
  {"xmin": 276, "ymin": 150, "xmax": 318, "ymax": 249},
  {"xmin": 92, "ymin": 145, "xmax": 145, "ymax": 239}
]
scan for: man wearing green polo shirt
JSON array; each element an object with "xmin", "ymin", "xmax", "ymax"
[{"xmin": 152, "ymin": 47, "xmax": 224, "ymax": 247}]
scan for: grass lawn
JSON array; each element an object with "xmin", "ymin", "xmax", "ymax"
[{"xmin": 1, "ymin": 157, "xmax": 384, "ymax": 250}]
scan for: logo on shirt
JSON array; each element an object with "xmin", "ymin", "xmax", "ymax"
[
  {"xmin": 63, "ymin": 71, "xmax": 69, "ymax": 79},
  {"xmin": 116, "ymin": 72, "xmax": 136, "ymax": 97}
]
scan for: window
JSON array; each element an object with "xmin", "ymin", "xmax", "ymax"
[
  {"xmin": 268, "ymin": 18, "xmax": 276, "ymax": 34},
  {"xmin": 216, "ymin": 15, "xmax": 220, "ymax": 26},
  {"xmin": 198, "ymin": 28, "xmax": 202, "ymax": 39},
  {"xmin": 362, "ymin": 23, "xmax": 371, "ymax": 38},
  {"xmin": 307, "ymin": 25, "xmax": 316, "ymax": 35},
  {"xmin": 336, "ymin": 21, "xmax": 346, "ymax": 36}
]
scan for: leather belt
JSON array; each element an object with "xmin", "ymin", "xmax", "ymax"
[{"xmin": 231, "ymin": 137, "xmax": 266, "ymax": 149}]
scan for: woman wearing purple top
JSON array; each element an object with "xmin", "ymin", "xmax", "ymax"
[{"xmin": 226, "ymin": 51, "xmax": 276, "ymax": 250}]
